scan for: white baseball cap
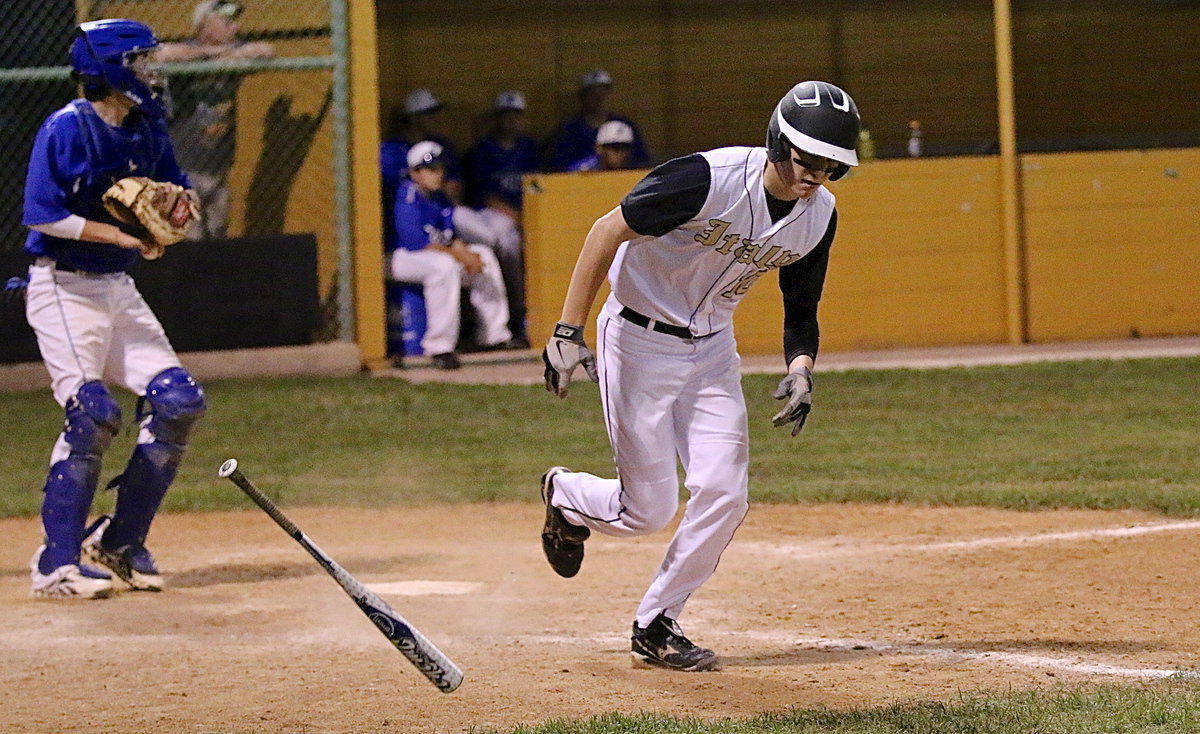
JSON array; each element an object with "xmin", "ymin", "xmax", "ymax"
[
  {"xmin": 193, "ymin": 0, "xmax": 242, "ymax": 29},
  {"xmin": 493, "ymin": 90, "xmax": 526, "ymax": 112},
  {"xmin": 580, "ymin": 69, "xmax": 613, "ymax": 89},
  {"xmin": 406, "ymin": 140, "xmax": 444, "ymax": 169},
  {"xmin": 595, "ymin": 120, "xmax": 634, "ymax": 146},
  {"xmin": 404, "ymin": 89, "xmax": 442, "ymax": 116}
]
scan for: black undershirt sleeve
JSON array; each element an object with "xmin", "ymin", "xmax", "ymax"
[
  {"xmin": 620, "ymin": 154, "xmax": 711, "ymax": 236},
  {"xmin": 780, "ymin": 209, "xmax": 838, "ymax": 366}
]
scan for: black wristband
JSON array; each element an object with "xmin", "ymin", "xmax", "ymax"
[{"xmin": 553, "ymin": 322, "xmax": 584, "ymax": 341}]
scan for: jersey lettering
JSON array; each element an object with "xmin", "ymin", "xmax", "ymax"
[
  {"xmin": 714, "ymin": 232, "xmax": 741, "ymax": 255},
  {"xmin": 721, "ymin": 271, "xmax": 762, "ymax": 298},
  {"xmin": 752, "ymin": 245, "xmax": 782, "ymax": 268},
  {"xmin": 695, "ymin": 218, "xmax": 815, "ymax": 300},
  {"xmin": 732, "ymin": 242, "xmax": 761, "ymax": 264},
  {"xmin": 693, "ymin": 219, "xmax": 730, "ymax": 247}
]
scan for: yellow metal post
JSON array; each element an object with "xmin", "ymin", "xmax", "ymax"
[
  {"xmin": 994, "ymin": 0, "xmax": 1027, "ymax": 344},
  {"xmin": 347, "ymin": 0, "xmax": 387, "ymax": 368}
]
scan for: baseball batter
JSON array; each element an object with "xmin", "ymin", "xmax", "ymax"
[
  {"xmin": 22, "ymin": 20, "xmax": 206, "ymax": 599},
  {"xmin": 540, "ymin": 81, "xmax": 861, "ymax": 670}
]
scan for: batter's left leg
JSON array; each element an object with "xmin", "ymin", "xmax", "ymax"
[{"xmin": 635, "ymin": 355, "xmax": 750, "ymax": 628}]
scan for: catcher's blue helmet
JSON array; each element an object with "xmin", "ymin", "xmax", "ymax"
[{"xmin": 70, "ymin": 19, "xmax": 166, "ymax": 118}]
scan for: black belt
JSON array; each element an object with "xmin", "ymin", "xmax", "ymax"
[
  {"xmin": 618, "ymin": 306, "xmax": 716, "ymax": 340},
  {"xmin": 38, "ymin": 258, "xmax": 106, "ymax": 275}
]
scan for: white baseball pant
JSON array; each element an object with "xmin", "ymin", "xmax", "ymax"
[
  {"xmin": 389, "ymin": 245, "xmax": 511, "ymax": 355},
  {"xmin": 24, "ymin": 261, "xmax": 182, "ymax": 462},
  {"xmin": 549, "ymin": 296, "xmax": 750, "ymax": 627}
]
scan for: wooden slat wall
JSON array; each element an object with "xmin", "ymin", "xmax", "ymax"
[
  {"xmin": 523, "ymin": 157, "xmax": 1011, "ymax": 355},
  {"xmin": 376, "ymin": 0, "xmax": 1198, "ymax": 161},
  {"xmin": 838, "ymin": 2, "xmax": 998, "ymax": 156},
  {"xmin": 1022, "ymin": 148, "xmax": 1200, "ymax": 342},
  {"xmin": 1013, "ymin": 0, "xmax": 1200, "ymax": 146}
]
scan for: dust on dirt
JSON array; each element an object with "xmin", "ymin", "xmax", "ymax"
[{"xmin": 2, "ymin": 503, "xmax": 1198, "ymax": 734}]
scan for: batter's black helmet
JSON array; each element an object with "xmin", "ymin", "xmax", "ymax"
[{"xmin": 766, "ymin": 81, "xmax": 861, "ymax": 180}]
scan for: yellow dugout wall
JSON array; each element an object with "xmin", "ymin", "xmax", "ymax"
[{"xmin": 524, "ymin": 148, "xmax": 1200, "ymax": 355}]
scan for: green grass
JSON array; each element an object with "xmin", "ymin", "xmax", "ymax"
[
  {"xmin": 5, "ymin": 357, "xmax": 1198, "ymax": 734},
  {"xmin": 472, "ymin": 681, "xmax": 1200, "ymax": 733},
  {"xmin": 0, "ymin": 356, "xmax": 1197, "ymax": 518}
]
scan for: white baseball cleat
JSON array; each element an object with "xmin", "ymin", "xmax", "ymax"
[{"xmin": 29, "ymin": 546, "xmax": 114, "ymax": 600}]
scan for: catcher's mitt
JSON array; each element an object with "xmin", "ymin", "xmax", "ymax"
[{"xmin": 102, "ymin": 176, "xmax": 200, "ymax": 257}]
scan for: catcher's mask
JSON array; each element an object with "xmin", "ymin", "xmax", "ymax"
[
  {"xmin": 766, "ymin": 81, "xmax": 861, "ymax": 181},
  {"xmin": 70, "ymin": 19, "xmax": 167, "ymax": 119}
]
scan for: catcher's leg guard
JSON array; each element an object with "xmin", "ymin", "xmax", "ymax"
[
  {"xmin": 104, "ymin": 368, "xmax": 206, "ymax": 548},
  {"xmin": 39, "ymin": 381, "xmax": 122, "ymax": 573}
]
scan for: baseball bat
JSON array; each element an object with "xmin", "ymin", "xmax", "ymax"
[{"xmin": 217, "ymin": 458, "xmax": 464, "ymax": 693}]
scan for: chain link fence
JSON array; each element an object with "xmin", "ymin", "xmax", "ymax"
[{"xmin": 1, "ymin": 0, "xmax": 351, "ymax": 347}]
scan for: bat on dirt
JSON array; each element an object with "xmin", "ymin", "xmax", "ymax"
[{"xmin": 217, "ymin": 458, "xmax": 464, "ymax": 693}]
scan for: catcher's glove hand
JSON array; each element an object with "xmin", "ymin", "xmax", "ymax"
[
  {"xmin": 771, "ymin": 365, "xmax": 813, "ymax": 436},
  {"xmin": 102, "ymin": 177, "xmax": 200, "ymax": 257},
  {"xmin": 542, "ymin": 322, "xmax": 599, "ymax": 399}
]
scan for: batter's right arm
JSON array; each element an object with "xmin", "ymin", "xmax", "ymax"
[
  {"xmin": 559, "ymin": 206, "xmax": 636, "ymax": 326},
  {"xmin": 542, "ymin": 206, "xmax": 636, "ymax": 398}
]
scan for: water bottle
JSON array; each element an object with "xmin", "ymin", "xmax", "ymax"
[
  {"xmin": 907, "ymin": 120, "xmax": 923, "ymax": 157},
  {"xmin": 857, "ymin": 129, "xmax": 876, "ymax": 163}
]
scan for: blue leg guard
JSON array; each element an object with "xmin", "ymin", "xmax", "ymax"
[
  {"xmin": 40, "ymin": 381, "xmax": 122, "ymax": 574},
  {"xmin": 104, "ymin": 368, "xmax": 206, "ymax": 549}
]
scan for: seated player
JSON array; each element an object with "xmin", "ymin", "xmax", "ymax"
[
  {"xmin": 389, "ymin": 141, "xmax": 512, "ymax": 369},
  {"xmin": 566, "ymin": 120, "xmax": 639, "ymax": 172}
]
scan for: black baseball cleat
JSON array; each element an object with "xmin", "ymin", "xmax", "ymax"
[
  {"xmin": 430, "ymin": 352, "xmax": 461, "ymax": 370},
  {"xmin": 631, "ymin": 614, "xmax": 720, "ymax": 671},
  {"xmin": 540, "ymin": 466, "xmax": 590, "ymax": 578}
]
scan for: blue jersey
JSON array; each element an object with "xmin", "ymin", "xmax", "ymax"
[
  {"xmin": 380, "ymin": 137, "xmax": 411, "ymax": 249},
  {"xmin": 22, "ymin": 100, "xmax": 189, "ymax": 273},
  {"xmin": 543, "ymin": 114, "xmax": 650, "ymax": 172},
  {"xmin": 392, "ymin": 179, "xmax": 454, "ymax": 253},
  {"xmin": 464, "ymin": 135, "xmax": 540, "ymax": 210},
  {"xmin": 566, "ymin": 153, "xmax": 601, "ymax": 172}
]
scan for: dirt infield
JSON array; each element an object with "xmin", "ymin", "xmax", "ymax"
[{"xmin": 3, "ymin": 503, "xmax": 1199, "ymax": 733}]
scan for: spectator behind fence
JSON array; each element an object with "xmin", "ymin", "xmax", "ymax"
[
  {"xmin": 566, "ymin": 120, "xmax": 638, "ymax": 172},
  {"xmin": 157, "ymin": 0, "xmax": 274, "ymax": 240},
  {"xmin": 462, "ymin": 90, "xmax": 540, "ymax": 346},
  {"xmin": 389, "ymin": 142, "xmax": 512, "ymax": 370},
  {"xmin": 542, "ymin": 69, "xmax": 650, "ymax": 173}
]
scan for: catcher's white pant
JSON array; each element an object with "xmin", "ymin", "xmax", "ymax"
[
  {"xmin": 389, "ymin": 245, "xmax": 511, "ymax": 355},
  {"xmin": 551, "ymin": 296, "xmax": 750, "ymax": 627},
  {"xmin": 25, "ymin": 261, "xmax": 182, "ymax": 462}
]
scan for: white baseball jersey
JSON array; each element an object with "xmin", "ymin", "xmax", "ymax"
[{"xmin": 609, "ymin": 146, "xmax": 835, "ymax": 336}]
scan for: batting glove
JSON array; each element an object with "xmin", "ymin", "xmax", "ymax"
[
  {"xmin": 542, "ymin": 322, "xmax": 599, "ymax": 399},
  {"xmin": 771, "ymin": 365, "xmax": 813, "ymax": 436}
]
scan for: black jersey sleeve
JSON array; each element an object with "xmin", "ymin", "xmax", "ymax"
[
  {"xmin": 780, "ymin": 209, "xmax": 837, "ymax": 365},
  {"xmin": 620, "ymin": 154, "xmax": 711, "ymax": 237}
]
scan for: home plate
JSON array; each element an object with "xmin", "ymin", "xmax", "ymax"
[{"xmin": 368, "ymin": 580, "xmax": 482, "ymax": 596}]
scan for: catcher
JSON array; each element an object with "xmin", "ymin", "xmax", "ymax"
[{"xmin": 20, "ymin": 19, "xmax": 207, "ymax": 599}]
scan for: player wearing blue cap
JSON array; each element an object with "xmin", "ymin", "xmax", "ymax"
[{"xmin": 22, "ymin": 19, "xmax": 206, "ymax": 599}]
